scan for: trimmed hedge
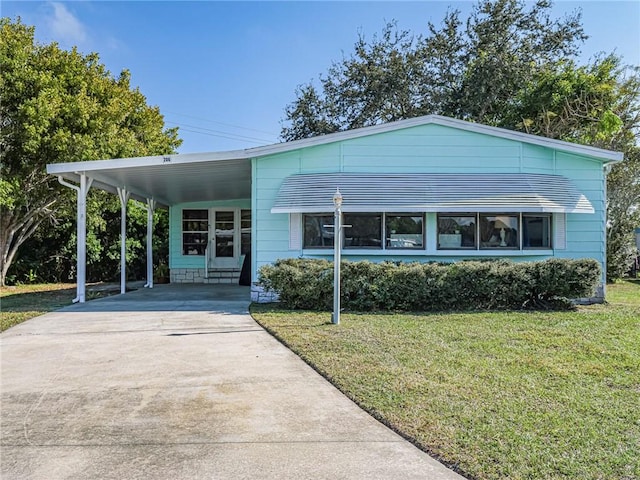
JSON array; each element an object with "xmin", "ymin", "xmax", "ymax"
[{"xmin": 257, "ymin": 258, "xmax": 602, "ymax": 311}]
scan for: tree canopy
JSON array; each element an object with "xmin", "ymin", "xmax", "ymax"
[
  {"xmin": 0, "ymin": 18, "xmax": 181, "ymax": 285},
  {"xmin": 281, "ymin": 0, "xmax": 640, "ymax": 279}
]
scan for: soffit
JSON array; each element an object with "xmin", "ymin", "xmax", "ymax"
[{"xmin": 49, "ymin": 157, "xmax": 251, "ymax": 206}]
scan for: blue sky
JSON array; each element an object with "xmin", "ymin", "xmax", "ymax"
[{"xmin": 4, "ymin": 1, "xmax": 640, "ymax": 154}]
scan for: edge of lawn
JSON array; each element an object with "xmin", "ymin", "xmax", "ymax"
[{"xmin": 250, "ymin": 303, "xmax": 467, "ymax": 476}]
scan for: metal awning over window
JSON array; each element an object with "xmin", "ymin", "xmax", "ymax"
[{"xmin": 270, "ymin": 173, "xmax": 594, "ymax": 214}]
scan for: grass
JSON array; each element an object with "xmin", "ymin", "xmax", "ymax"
[
  {"xmin": 2, "ymin": 280, "xmax": 638, "ymax": 478},
  {"xmin": 251, "ymin": 280, "xmax": 640, "ymax": 480},
  {"xmin": 607, "ymin": 278, "xmax": 640, "ymax": 305},
  {"xmin": 0, "ymin": 283, "xmax": 76, "ymax": 331},
  {"xmin": 0, "ymin": 283, "xmax": 118, "ymax": 332}
]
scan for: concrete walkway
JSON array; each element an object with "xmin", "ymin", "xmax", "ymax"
[{"xmin": 1, "ymin": 284, "xmax": 464, "ymax": 479}]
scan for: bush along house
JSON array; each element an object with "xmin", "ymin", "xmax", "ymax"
[{"xmin": 47, "ymin": 115, "xmax": 622, "ymax": 303}]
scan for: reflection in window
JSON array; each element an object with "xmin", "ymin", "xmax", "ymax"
[
  {"xmin": 241, "ymin": 209, "xmax": 251, "ymax": 255},
  {"xmin": 303, "ymin": 214, "xmax": 334, "ymax": 248},
  {"xmin": 386, "ymin": 214, "xmax": 424, "ymax": 249},
  {"xmin": 480, "ymin": 214, "xmax": 519, "ymax": 249},
  {"xmin": 344, "ymin": 214, "xmax": 382, "ymax": 248},
  {"xmin": 182, "ymin": 209, "xmax": 208, "ymax": 255},
  {"xmin": 523, "ymin": 214, "xmax": 551, "ymax": 248},
  {"xmin": 437, "ymin": 215, "xmax": 476, "ymax": 249},
  {"xmin": 214, "ymin": 211, "xmax": 235, "ymax": 257}
]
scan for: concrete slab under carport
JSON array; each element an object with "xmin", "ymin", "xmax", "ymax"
[{"xmin": 1, "ymin": 284, "xmax": 464, "ymax": 480}]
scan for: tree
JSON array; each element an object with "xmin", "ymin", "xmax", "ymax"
[
  {"xmin": 282, "ymin": 0, "xmax": 586, "ymax": 140},
  {"xmin": 280, "ymin": 0, "xmax": 640, "ymax": 280},
  {"xmin": 0, "ymin": 18, "xmax": 181, "ymax": 286}
]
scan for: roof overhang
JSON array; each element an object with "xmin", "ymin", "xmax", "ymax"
[
  {"xmin": 46, "ymin": 115, "xmax": 622, "ymax": 207},
  {"xmin": 47, "ymin": 152, "xmax": 252, "ymax": 206},
  {"xmin": 270, "ymin": 173, "xmax": 595, "ymax": 214}
]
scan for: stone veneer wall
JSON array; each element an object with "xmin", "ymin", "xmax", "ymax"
[
  {"xmin": 170, "ymin": 268, "xmax": 240, "ymax": 284},
  {"xmin": 250, "ymin": 283, "xmax": 280, "ymax": 303}
]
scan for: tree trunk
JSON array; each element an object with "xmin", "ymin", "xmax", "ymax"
[{"xmin": 0, "ymin": 201, "xmax": 57, "ymax": 286}]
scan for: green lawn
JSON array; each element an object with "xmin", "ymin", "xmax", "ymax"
[
  {"xmin": 0, "ymin": 283, "xmax": 118, "ymax": 332},
  {"xmin": 3, "ymin": 280, "xmax": 639, "ymax": 478},
  {"xmin": 0, "ymin": 283, "xmax": 76, "ymax": 332},
  {"xmin": 251, "ymin": 280, "xmax": 640, "ymax": 480}
]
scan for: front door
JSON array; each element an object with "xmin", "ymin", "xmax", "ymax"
[{"xmin": 209, "ymin": 208, "xmax": 251, "ymax": 269}]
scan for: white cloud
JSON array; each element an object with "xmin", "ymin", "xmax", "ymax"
[{"xmin": 46, "ymin": 2, "xmax": 87, "ymax": 46}]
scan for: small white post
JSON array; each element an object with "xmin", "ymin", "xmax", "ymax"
[
  {"xmin": 117, "ymin": 188, "xmax": 130, "ymax": 294},
  {"xmin": 332, "ymin": 188, "xmax": 343, "ymax": 325},
  {"xmin": 144, "ymin": 198, "xmax": 156, "ymax": 288}
]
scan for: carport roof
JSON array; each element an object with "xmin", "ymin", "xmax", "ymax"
[{"xmin": 46, "ymin": 115, "xmax": 623, "ymax": 207}]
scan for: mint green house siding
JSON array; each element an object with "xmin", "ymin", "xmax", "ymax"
[
  {"xmin": 48, "ymin": 115, "xmax": 619, "ymax": 303},
  {"xmin": 150, "ymin": 116, "xmax": 618, "ymax": 296},
  {"xmin": 252, "ymin": 122, "xmax": 610, "ymax": 290}
]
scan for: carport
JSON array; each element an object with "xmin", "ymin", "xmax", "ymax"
[{"xmin": 47, "ymin": 151, "xmax": 252, "ymax": 303}]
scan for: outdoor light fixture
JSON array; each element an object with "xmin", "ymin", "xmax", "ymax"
[
  {"xmin": 333, "ymin": 188, "xmax": 343, "ymax": 208},
  {"xmin": 332, "ymin": 188, "xmax": 343, "ymax": 325}
]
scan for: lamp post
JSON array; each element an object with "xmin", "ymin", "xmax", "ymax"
[{"xmin": 332, "ymin": 188, "xmax": 343, "ymax": 325}]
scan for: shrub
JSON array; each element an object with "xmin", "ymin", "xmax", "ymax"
[{"xmin": 257, "ymin": 258, "xmax": 602, "ymax": 312}]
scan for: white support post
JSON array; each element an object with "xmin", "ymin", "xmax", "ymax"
[
  {"xmin": 144, "ymin": 198, "xmax": 156, "ymax": 288},
  {"xmin": 58, "ymin": 174, "xmax": 93, "ymax": 303},
  {"xmin": 332, "ymin": 188, "xmax": 343, "ymax": 325},
  {"xmin": 117, "ymin": 188, "xmax": 130, "ymax": 295},
  {"xmin": 333, "ymin": 204, "xmax": 342, "ymax": 324}
]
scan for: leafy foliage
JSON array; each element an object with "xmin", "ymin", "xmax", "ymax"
[
  {"xmin": 0, "ymin": 18, "xmax": 181, "ymax": 285},
  {"xmin": 257, "ymin": 258, "xmax": 601, "ymax": 311},
  {"xmin": 280, "ymin": 0, "xmax": 640, "ymax": 279}
]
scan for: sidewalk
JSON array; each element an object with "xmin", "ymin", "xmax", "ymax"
[{"xmin": 1, "ymin": 284, "xmax": 464, "ymax": 479}]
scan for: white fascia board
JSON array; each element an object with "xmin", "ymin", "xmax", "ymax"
[
  {"xmin": 247, "ymin": 114, "xmax": 623, "ymax": 163},
  {"xmin": 46, "ymin": 150, "xmax": 249, "ymax": 175},
  {"xmin": 46, "ymin": 115, "xmax": 623, "ymax": 175},
  {"xmin": 435, "ymin": 117, "xmax": 624, "ymax": 163}
]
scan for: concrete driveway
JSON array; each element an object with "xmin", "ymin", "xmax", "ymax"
[{"xmin": 1, "ymin": 284, "xmax": 464, "ymax": 479}]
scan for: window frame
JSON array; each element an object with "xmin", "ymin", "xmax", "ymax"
[
  {"xmin": 385, "ymin": 213, "xmax": 425, "ymax": 249},
  {"xmin": 343, "ymin": 213, "xmax": 383, "ymax": 249},
  {"xmin": 182, "ymin": 209, "xmax": 209, "ymax": 256},
  {"xmin": 522, "ymin": 213, "xmax": 552, "ymax": 250},
  {"xmin": 479, "ymin": 213, "xmax": 520, "ymax": 250},
  {"xmin": 437, "ymin": 213, "xmax": 478, "ymax": 250},
  {"xmin": 303, "ymin": 213, "xmax": 335, "ymax": 249}
]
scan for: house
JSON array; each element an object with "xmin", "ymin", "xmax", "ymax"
[{"xmin": 46, "ymin": 115, "xmax": 622, "ymax": 303}]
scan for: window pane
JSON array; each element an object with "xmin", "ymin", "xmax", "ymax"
[
  {"xmin": 344, "ymin": 214, "xmax": 382, "ymax": 248},
  {"xmin": 386, "ymin": 214, "xmax": 424, "ymax": 248},
  {"xmin": 523, "ymin": 215, "xmax": 551, "ymax": 248},
  {"xmin": 182, "ymin": 209, "xmax": 208, "ymax": 221},
  {"xmin": 438, "ymin": 215, "xmax": 476, "ymax": 249},
  {"xmin": 480, "ymin": 214, "xmax": 519, "ymax": 249},
  {"xmin": 215, "ymin": 212, "xmax": 234, "ymax": 257},
  {"xmin": 241, "ymin": 209, "xmax": 251, "ymax": 255},
  {"xmin": 183, "ymin": 233, "xmax": 208, "ymax": 255},
  {"xmin": 183, "ymin": 220, "xmax": 208, "ymax": 232},
  {"xmin": 182, "ymin": 210, "xmax": 208, "ymax": 255},
  {"xmin": 303, "ymin": 215, "xmax": 334, "ymax": 248}
]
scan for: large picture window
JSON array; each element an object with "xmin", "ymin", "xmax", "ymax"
[
  {"xmin": 344, "ymin": 214, "xmax": 382, "ymax": 248},
  {"xmin": 523, "ymin": 214, "xmax": 551, "ymax": 248},
  {"xmin": 386, "ymin": 214, "xmax": 424, "ymax": 249},
  {"xmin": 304, "ymin": 214, "xmax": 334, "ymax": 248},
  {"xmin": 302, "ymin": 213, "xmax": 409, "ymax": 250},
  {"xmin": 302, "ymin": 212, "xmax": 553, "ymax": 251},
  {"xmin": 437, "ymin": 215, "xmax": 476, "ymax": 249},
  {"xmin": 480, "ymin": 214, "xmax": 519, "ymax": 249},
  {"xmin": 182, "ymin": 209, "xmax": 208, "ymax": 256},
  {"xmin": 437, "ymin": 213, "xmax": 552, "ymax": 250}
]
